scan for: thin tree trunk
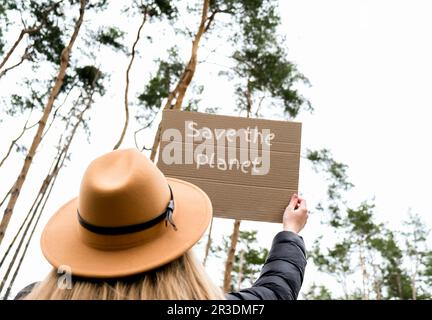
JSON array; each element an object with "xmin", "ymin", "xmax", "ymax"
[
  {"xmin": 237, "ymin": 249, "xmax": 245, "ymax": 291},
  {"xmin": 149, "ymin": 0, "xmax": 212, "ymax": 161},
  {"xmin": 0, "ymin": 163, "xmax": 51, "ymax": 269},
  {"xmin": 113, "ymin": 7, "xmax": 148, "ymax": 150},
  {"xmin": 172, "ymin": 0, "xmax": 210, "ymax": 111},
  {"xmin": 0, "ymin": 30, "xmax": 26, "ymax": 71},
  {"xmin": 202, "ymin": 217, "xmax": 213, "ymax": 266},
  {"xmin": 0, "ymin": 157, "xmax": 58, "ymax": 294},
  {"xmin": 0, "ymin": 93, "xmax": 83, "ymax": 270},
  {"xmin": 223, "ymin": 219, "xmax": 241, "ymax": 292},
  {"xmin": 411, "ymin": 273, "xmax": 417, "ymax": 300},
  {"xmin": 0, "ymin": 96, "xmax": 91, "ymax": 297},
  {"xmin": 3, "ymin": 158, "xmax": 59, "ymax": 300},
  {"xmin": 396, "ymin": 273, "xmax": 402, "ymax": 299},
  {"xmin": 0, "ymin": 0, "xmax": 86, "ymax": 245},
  {"xmin": 358, "ymin": 242, "xmax": 369, "ymax": 300}
]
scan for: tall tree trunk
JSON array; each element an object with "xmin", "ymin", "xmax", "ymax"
[
  {"xmin": 396, "ymin": 273, "xmax": 402, "ymax": 299},
  {"xmin": 149, "ymin": 0, "xmax": 212, "ymax": 161},
  {"xmin": 0, "ymin": 97, "xmax": 91, "ymax": 298},
  {"xmin": 2, "ymin": 159, "xmax": 59, "ymax": 300},
  {"xmin": 237, "ymin": 249, "xmax": 245, "ymax": 291},
  {"xmin": 113, "ymin": 7, "xmax": 148, "ymax": 150},
  {"xmin": 223, "ymin": 219, "xmax": 241, "ymax": 292},
  {"xmin": 358, "ymin": 242, "xmax": 369, "ymax": 300},
  {"xmin": 0, "ymin": 0, "xmax": 86, "ymax": 245}
]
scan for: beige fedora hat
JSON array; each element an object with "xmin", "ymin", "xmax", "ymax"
[{"xmin": 41, "ymin": 148, "xmax": 212, "ymax": 278}]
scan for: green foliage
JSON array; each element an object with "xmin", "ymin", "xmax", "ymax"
[
  {"xmin": 85, "ymin": 0, "xmax": 109, "ymax": 11},
  {"xmin": 75, "ymin": 65, "xmax": 104, "ymax": 94},
  {"xmin": 214, "ymin": 0, "xmax": 311, "ymax": 118},
  {"xmin": 136, "ymin": 48, "xmax": 183, "ymax": 119},
  {"xmin": 0, "ymin": 1, "xmax": 5, "ymax": 55},
  {"xmin": 303, "ymin": 283, "xmax": 332, "ymax": 300},
  {"xmin": 7, "ymin": 95, "xmax": 33, "ymax": 116},
  {"xmin": 0, "ymin": 1, "xmax": 16, "ymax": 55},
  {"xmin": 306, "ymin": 149, "xmax": 353, "ymax": 199},
  {"xmin": 311, "ymin": 236, "xmax": 352, "ymax": 279},
  {"xmin": 306, "ymin": 148, "xmax": 354, "ymax": 227},
  {"xmin": 231, "ymin": 231, "xmax": 268, "ymax": 289},
  {"xmin": 96, "ymin": 27, "xmax": 126, "ymax": 52},
  {"xmin": 424, "ymin": 252, "xmax": 432, "ymax": 288},
  {"xmin": 311, "ymin": 200, "xmax": 432, "ymax": 299},
  {"xmin": 27, "ymin": 0, "xmax": 65, "ymax": 64},
  {"xmin": 146, "ymin": 0, "xmax": 177, "ymax": 19},
  {"xmin": 400, "ymin": 211, "xmax": 431, "ymax": 298},
  {"xmin": 208, "ymin": 229, "xmax": 268, "ymax": 291},
  {"xmin": 6, "ymin": 82, "xmax": 47, "ymax": 115},
  {"xmin": 0, "ymin": 34, "xmax": 4, "ymax": 56}
]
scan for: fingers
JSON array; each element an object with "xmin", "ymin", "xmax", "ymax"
[
  {"xmin": 299, "ymin": 199, "xmax": 307, "ymax": 211},
  {"xmin": 287, "ymin": 193, "xmax": 298, "ymax": 210}
]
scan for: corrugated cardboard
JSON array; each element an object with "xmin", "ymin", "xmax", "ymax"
[{"xmin": 157, "ymin": 110, "xmax": 302, "ymax": 223}]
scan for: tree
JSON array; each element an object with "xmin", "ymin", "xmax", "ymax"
[
  {"xmin": 113, "ymin": 0, "xmax": 177, "ymax": 149},
  {"xmin": 213, "ymin": 0, "xmax": 312, "ymax": 290},
  {"xmin": 231, "ymin": 231, "xmax": 268, "ymax": 290},
  {"xmin": 423, "ymin": 251, "xmax": 432, "ymax": 298},
  {"xmin": 401, "ymin": 211, "xmax": 431, "ymax": 299},
  {"xmin": 209, "ymin": 228, "xmax": 268, "ymax": 292},
  {"xmin": 0, "ymin": 64, "xmax": 105, "ymax": 299},
  {"xmin": 303, "ymin": 283, "xmax": 332, "ymax": 300},
  {"xmin": 134, "ymin": 47, "xmax": 183, "ymax": 150},
  {"xmin": 371, "ymin": 230, "xmax": 412, "ymax": 299},
  {"xmin": 0, "ymin": 0, "xmax": 87, "ymax": 245},
  {"xmin": 148, "ymin": 0, "xmax": 216, "ymax": 161}
]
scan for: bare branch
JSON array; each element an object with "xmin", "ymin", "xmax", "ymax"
[
  {"xmin": 0, "ymin": 108, "xmax": 35, "ymax": 168},
  {"xmin": 133, "ymin": 108, "xmax": 160, "ymax": 151},
  {"xmin": 0, "ymin": 46, "xmax": 32, "ymax": 79},
  {"xmin": 0, "ymin": 187, "xmax": 12, "ymax": 209},
  {"xmin": 0, "ymin": 30, "xmax": 26, "ymax": 71}
]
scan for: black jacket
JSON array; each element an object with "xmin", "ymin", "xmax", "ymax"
[
  {"xmin": 226, "ymin": 231, "xmax": 307, "ymax": 300},
  {"xmin": 15, "ymin": 231, "xmax": 306, "ymax": 300}
]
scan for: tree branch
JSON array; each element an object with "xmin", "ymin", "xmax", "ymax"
[
  {"xmin": 0, "ymin": 45, "xmax": 32, "ymax": 79},
  {"xmin": 0, "ymin": 107, "xmax": 36, "ymax": 168}
]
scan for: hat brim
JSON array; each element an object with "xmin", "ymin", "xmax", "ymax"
[{"xmin": 40, "ymin": 177, "xmax": 212, "ymax": 278}]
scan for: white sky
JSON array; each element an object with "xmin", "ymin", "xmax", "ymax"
[{"xmin": 1, "ymin": 0, "xmax": 432, "ymax": 299}]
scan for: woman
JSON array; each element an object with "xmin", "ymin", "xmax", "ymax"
[{"xmin": 17, "ymin": 148, "xmax": 308, "ymax": 300}]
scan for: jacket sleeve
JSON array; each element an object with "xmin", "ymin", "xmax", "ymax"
[{"xmin": 225, "ymin": 231, "xmax": 307, "ymax": 300}]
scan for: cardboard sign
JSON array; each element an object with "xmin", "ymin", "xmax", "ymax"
[{"xmin": 157, "ymin": 110, "xmax": 302, "ymax": 223}]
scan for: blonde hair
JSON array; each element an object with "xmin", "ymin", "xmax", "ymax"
[{"xmin": 25, "ymin": 250, "xmax": 225, "ymax": 300}]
